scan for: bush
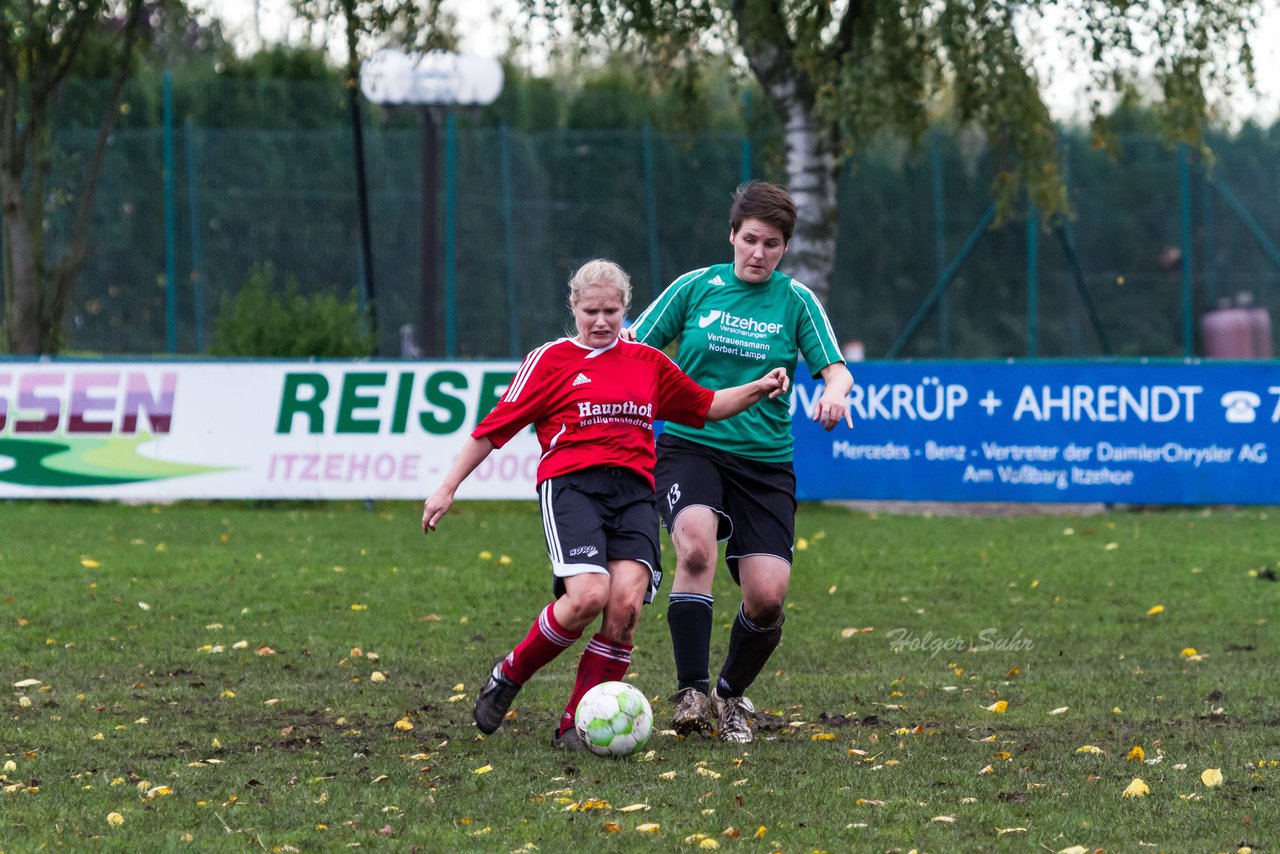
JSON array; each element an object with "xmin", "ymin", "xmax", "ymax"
[{"xmin": 210, "ymin": 264, "xmax": 374, "ymax": 357}]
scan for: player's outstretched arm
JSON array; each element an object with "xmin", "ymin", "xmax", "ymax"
[
  {"xmin": 814, "ymin": 362, "xmax": 854, "ymax": 430},
  {"xmin": 706, "ymin": 367, "xmax": 789, "ymax": 421},
  {"xmin": 422, "ymin": 436, "xmax": 496, "ymax": 533}
]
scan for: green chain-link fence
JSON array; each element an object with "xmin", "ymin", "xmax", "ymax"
[{"xmin": 8, "ymin": 77, "xmax": 1280, "ymax": 358}]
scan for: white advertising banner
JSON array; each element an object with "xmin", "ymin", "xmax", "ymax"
[{"xmin": 0, "ymin": 361, "xmax": 539, "ymax": 500}]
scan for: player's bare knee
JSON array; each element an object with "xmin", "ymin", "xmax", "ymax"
[
  {"xmin": 563, "ymin": 584, "xmax": 609, "ymax": 622},
  {"xmin": 678, "ymin": 544, "xmax": 717, "ymax": 578},
  {"xmin": 745, "ymin": 600, "xmax": 784, "ymax": 628}
]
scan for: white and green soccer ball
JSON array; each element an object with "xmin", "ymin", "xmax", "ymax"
[{"xmin": 574, "ymin": 681, "xmax": 653, "ymax": 757}]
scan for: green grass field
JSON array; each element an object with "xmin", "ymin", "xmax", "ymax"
[{"xmin": 2, "ymin": 500, "xmax": 1278, "ymax": 852}]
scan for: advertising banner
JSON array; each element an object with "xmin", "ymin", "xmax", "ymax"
[
  {"xmin": 1, "ymin": 359, "xmax": 1277, "ymax": 504},
  {"xmin": 792, "ymin": 360, "xmax": 1280, "ymax": 504},
  {"xmin": 0, "ymin": 361, "xmax": 538, "ymax": 500}
]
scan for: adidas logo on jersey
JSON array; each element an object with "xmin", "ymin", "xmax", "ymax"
[
  {"xmin": 572, "ymin": 372, "xmax": 591, "ymax": 386},
  {"xmin": 709, "ymin": 275, "xmax": 725, "ymax": 286}
]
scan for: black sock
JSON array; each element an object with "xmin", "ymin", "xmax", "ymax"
[
  {"xmin": 667, "ymin": 593, "xmax": 713, "ymax": 694},
  {"xmin": 717, "ymin": 606, "xmax": 783, "ymax": 698}
]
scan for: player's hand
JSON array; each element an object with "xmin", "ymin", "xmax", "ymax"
[
  {"xmin": 813, "ymin": 385, "xmax": 853, "ymax": 431},
  {"xmin": 760, "ymin": 367, "xmax": 789, "ymax": 399},
  {"xmin": 620, "ymin": 327, "xmax": 638, "ymax": 342},
  {"xmin": 422, "ymin": 489, "xmax": 454, "ymax": 533}
]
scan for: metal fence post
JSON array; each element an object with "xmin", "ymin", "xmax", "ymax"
[
  {"xmin": 444, "ymin": 111, "xmax": 457, "ymax": 358},
  {"xmin": 162, "ymin": 71, "xmax": 178, "ymax": 353},
  {"xmin": 184, "ymin": 117, "xmax": 205, "ymax": 353},
  {"xmin": 1026, "ymin": 204, "xmax": 1040, "ymax": 357},
  {"xmin": 1179, "ymin": 144, "xmax": 1194, "ymax": 357},
  {"xmin": 930, "ymin": 139, "xmax": 948, "ymax": 356},
  {"xmin": 500, "ymin": 124, "xmax": 519, "ymax": 357}
]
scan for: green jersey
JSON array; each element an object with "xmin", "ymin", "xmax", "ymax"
[{"xmin": 631, "ymin": 263, "xmax": 843, "ymax": 462}]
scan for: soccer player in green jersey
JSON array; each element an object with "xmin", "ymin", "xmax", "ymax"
[{"xmin": 629, "ymin": 181, "xmax": 854, "ymax": 743}]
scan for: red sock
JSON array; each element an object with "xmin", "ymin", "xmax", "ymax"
[
  {"xmin": 558, "ymin": 634, "xmax": 633, "ymax": 734},
  {"xmin": 501, "ymin": 603, "xmax": 581, "ymax": 685}
]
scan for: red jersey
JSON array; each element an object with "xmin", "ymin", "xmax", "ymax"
[{"xmin": 474, "ymin": 337, "xmax": 715, "ymax": 489}]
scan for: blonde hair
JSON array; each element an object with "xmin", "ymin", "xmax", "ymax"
[{"xmin": 568, "ymin": 259, "xmax": 632, "ymax": 310}]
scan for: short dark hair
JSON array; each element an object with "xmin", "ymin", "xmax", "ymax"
[{"xmin": 729, "ymin": 181, "xmax": 797, "ymax": 243}]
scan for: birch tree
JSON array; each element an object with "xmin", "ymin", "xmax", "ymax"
[{"xmin": 518, "ymin": 0, "xmax": 1259, "ymax": 303}]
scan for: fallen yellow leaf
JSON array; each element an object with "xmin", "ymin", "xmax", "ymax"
[
  {"xmin": 635, "ymin": 823, "xmax": 660, "ymax": 834},
  {"xmin": 1147, "ymin": 604, "xmax": 1165, "ymax": 616},
  {"xmin": 985, "ymin": 700, "xmax": 1008, "ymax": 713},
  {"xmin": 394, "ymin": 717, "xmax": 414, "ymax": 731},
  {"xmin": 754, "ymin": 826, "xmax": 766, "ymax": 839},
  {"xmin": 1075, "ymin": 745, "xmax": 1105, "ymax": 755},
  {"xmin": 1180, "ymin": 647, "xmax": 1198, "ymax": 657},
  {"xmin": 81, "ymin": 558, "xmax": 101, "ymax": 568},
  {"xmin": 106, "ymin": 812, "xmax": 124, "ymax": 826},
  {"xmin": 1122, "ymin": 777, "xmax": 1150, "ymax": 798},
  {"xmin": 1126, "ymin": 745, "xmax": 1146, "ymax": 762},
  {"xmin": 351, "ymin": 604, "xmax": 368, "ymax": 611},
  {"xmin": 473, "ymin": 765, "xmax": 493, "ymax": 775},
  {"xmin": 618, "ymin": 804, "xmax": 650, "ymax": 812},
  {"xmin": 1201, "ymin": 768, "xmax": 1224, "ymax": 787}
]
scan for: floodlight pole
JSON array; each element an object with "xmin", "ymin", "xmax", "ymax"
[
  {"xmin": 361, "ymin": 50, "xmax": 503, "ymax": 358},
  {"xmin": 350, "ymin": 79, "xmax": 377, "ymax": 355}
]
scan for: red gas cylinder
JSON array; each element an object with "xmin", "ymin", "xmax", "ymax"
[{"xmin": 1200, "ymin": 298, "xmax": 1254, "ymax": 358}]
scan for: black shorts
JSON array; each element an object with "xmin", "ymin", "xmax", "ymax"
[
  {"xmin": 539, "ymin": 466, "xmax": 663, "ymax": 603},
  {"xmin": 654, "ymin": 432, "xmax": 796, "ymax": 583}
]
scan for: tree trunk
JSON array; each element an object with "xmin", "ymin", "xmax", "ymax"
[
  {"xmin": 0, "ymin": 0, "xmax": 142, "ymax": 355},
  {"xmin": 0, "ymin": 171, "xmax": 41, "ymax": 355},
  {"xmin": 731, "ymin": 1, "xmax": 839, "ymax": 304},
  {"xmin": 774, "ymin": 92, "xmax": 837, "ymax": 304}
]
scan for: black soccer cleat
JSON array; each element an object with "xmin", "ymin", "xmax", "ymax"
[{"xmin": 473, "ymin": 668, "xmax": 521, "ymax": 734}]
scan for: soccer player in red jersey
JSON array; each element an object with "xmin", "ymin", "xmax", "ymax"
[{"xmin": 422, "ymin": 259, "xmax": 788, "ymax": 750}]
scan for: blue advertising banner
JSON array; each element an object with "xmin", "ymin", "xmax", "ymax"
[{"xmin": 790, "ymin": 361, "xmax": 1280, "ymax": 504}]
